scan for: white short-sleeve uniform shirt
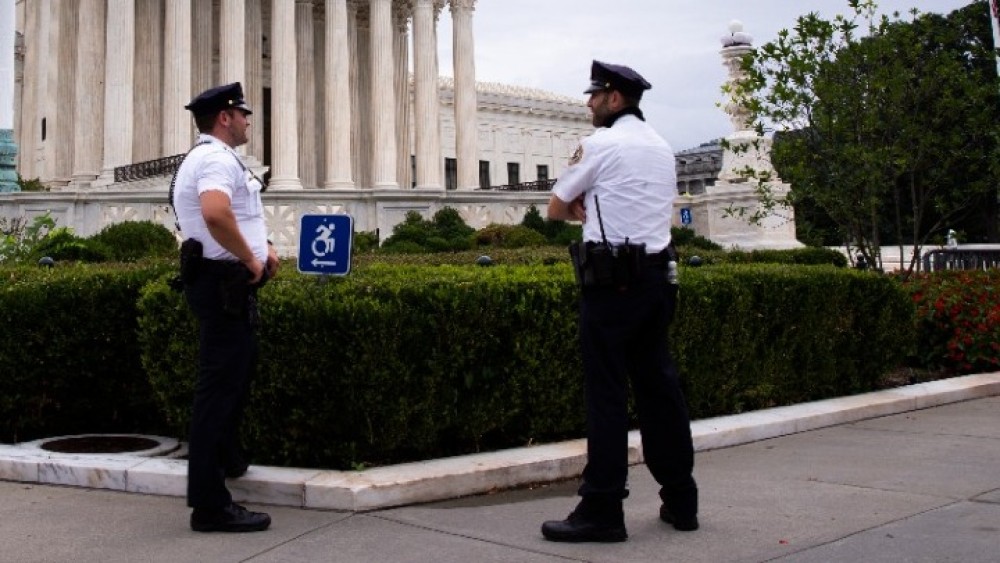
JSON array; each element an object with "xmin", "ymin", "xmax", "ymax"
[
  {"xmin": 552, "ymin": 114, "xmax": 677, "ymax": 253},
  {"xmin": 172, "ymin": 134, "xmax": 268, "ymax": 262}
]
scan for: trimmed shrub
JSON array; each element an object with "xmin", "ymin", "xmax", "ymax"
[
  {"xmin": 32, "ymin": 227, "xmax": 111, "ymax": 263},
  {"xmin": 677, "ymin": 246, "xmax": 848, "ymax": 267},
  {"xmin": 353, "ymin": 230, "xmax": 380, "ymax": 253},
  {"xmin": 90, "ymin": 220, "xmax": 179, "ymax": 262},
  {"xmin": 381, "ymin": 208, "xmax": 475, "ymax": 253},
  {"xmin": 138, "ymin": 265, "xmax": 584, "ymax": 468},
  {"xmin": 671, "ymin": 227, "xmax": 722, "ymax": 250},
  {"xmin": 473, "ymin": 224, "xmax": 547, "ymax": 248},
  {"xmin": 0, "ymin": 262, "xmax": 174, "ymax": 442},
  {"xmin": 520, "ymin": 205, "xmax": 547, "ymax": 234},
  {"xmin": 673, "ymin": 264, "xmax": 913, "ymax": 416},
  {"xmin": 136, "ymin": 262, "xmax": 913, "ymax": 469}
]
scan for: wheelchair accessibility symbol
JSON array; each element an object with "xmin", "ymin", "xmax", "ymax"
[
  {"xmin": 312, "ymin": 222, "xmax": 337, "ymax": 257},
  {"xmin": 298, "ymin": 214, "xmax": 353, "ymax": 275},
  {"xmin": 679, "ymin": 207, "xmax": 692, "ymax": 226}
]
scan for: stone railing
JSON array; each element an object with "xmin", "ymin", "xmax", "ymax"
[
  {"xmin": 114, "ymin": 154, "xmax": 185, "ymax": 183},
  {"xmin": 921, "ymin": 245, "xmax": 1000, "ymax": 272},
  {"xmin": 480, "ymin": 179, "xmax": 556, "ymax": 192}
]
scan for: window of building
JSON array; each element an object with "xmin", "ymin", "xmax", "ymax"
[
  {"xmin": 411, "ymin": 155, "xmax": 417, "ymax": 188},
  {"xmin": 537, "ymin": 165, "xmax": 549, "ymax": 182},
  {"xmin": 479, "ymin": 160, "xmax": 491, "ymax": 189},
  {"xmin": 445, "ymin": 158, "xmax": 457, "ymax": 190},
  {"xmin": 507, "ymin": 162, "xmax": 520, "ymax": 186}
]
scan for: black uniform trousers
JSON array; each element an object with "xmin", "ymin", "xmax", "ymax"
[
  {"xmin": 183, "ymin": 261, "xmax": 257, "ymax": 509},
  {"xmin": 577, "ymin": 263, "xmax": 698, "ymax": 518}
]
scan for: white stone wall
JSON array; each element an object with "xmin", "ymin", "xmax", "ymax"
[
  {"xmin": 0, "ymin": 187, "xmax": 551, "ymax": 257},
  {"xmin": 436, "ymin": 78, "xmax": 591, "ymax": 188}
]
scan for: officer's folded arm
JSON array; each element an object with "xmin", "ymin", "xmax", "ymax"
[
  {"xmin": 200, "ymin": 190, "xmax": 264, "ymax": 282},
  {"xmin": 547, "ymin": 193, "xmax": 586, "ymax": 223}
]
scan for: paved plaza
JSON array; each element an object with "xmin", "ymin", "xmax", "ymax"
[{"xmin": 1, "ymin": 375, "xmax": 999, "ymax": 562}]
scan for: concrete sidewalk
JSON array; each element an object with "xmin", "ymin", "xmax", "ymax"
[{"xmin": 2, "ymin": 379, "xmax": 999, "ymax": 562}]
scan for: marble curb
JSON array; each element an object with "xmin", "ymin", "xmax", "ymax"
[{"xmin": 2, "ymin": 372, "xmax": 998, "ymax": 511}]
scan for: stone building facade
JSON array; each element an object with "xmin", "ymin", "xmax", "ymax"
[
  {"xmin": 6, "ymin": 3, "xmax": 795, "ymax": 251},
  {"xmin": 5, "ymin": 0, "xmax": 598, "ymax": 252},
  {"xmin": 13, "ymin": 0, "xmax": 550, "ymax": 191}
]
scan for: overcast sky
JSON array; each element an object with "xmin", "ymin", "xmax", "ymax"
[{"xmin": 437, "ymin": 0, "xmax": 977, "ymax": 152}]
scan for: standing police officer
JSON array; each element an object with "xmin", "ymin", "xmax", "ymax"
[
  {"xmin": 172, "ymin": 82, "xmax": 279, "ymax": 533},
  {"xmin": 542, "ymin": 61, "xmax": 698, "ymax": 542}
]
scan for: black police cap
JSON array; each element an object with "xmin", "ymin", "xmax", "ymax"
[
  {"xmin": 184, "ymin": 82, "xmax": 253, "ymax": 117},
  {"xmin": 583, "ymin": 60, "xmax": 652, "ymax": 99}
]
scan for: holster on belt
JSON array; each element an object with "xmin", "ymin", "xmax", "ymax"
[
  {"xmin": 179, "ymin": 238, "xmax": 203, "ymax": 284},
  {"xmin": 569, "ymin": 240, "xmax": 647, "ymax": 288}
]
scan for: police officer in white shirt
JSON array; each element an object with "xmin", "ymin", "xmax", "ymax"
[
  {"xmin": 172, "ymin": 82, "xmax": 278, "ymax": 533},
  {"xmin": 542, "ymin": 61, "xmax": 698, "ymax": 543}
]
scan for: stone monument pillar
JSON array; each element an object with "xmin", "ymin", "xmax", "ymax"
[
  {"xmin": 679, "ymin": 21, "xmax": 801, "ymax": 250},
  {"xmin": 0, "ymin": 0, "xmax": 17, "ymax": 192}
]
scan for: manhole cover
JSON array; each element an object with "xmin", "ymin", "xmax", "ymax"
[{"xmin": 40, "ymin": 435, "xmax": 162, "ymax": 454}]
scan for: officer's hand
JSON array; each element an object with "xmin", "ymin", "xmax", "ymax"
[
  {"xmin": 266, "ymin": 245, "xmax": 280, "ymax": 279},
  {"xmin": 570, "ymin": 196, "xmax": 587, "ymax": 222},
  {"xmin": 246, "ymin": 257, "xmax": 265, "ymax": 285}
]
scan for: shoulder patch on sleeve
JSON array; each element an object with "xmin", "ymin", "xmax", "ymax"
[{"xmin": 568, "ymin": 144, "xmax": 583, "ymax": 165}]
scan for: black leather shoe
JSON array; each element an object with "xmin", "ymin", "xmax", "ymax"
[
  {"xmin": 660, "ymin": 504, "xmax": 699, "ymax": 531},
  {"xmin": 191, "ymin": 503, "xmax": 271, "ymax": 533},
  {"xmin": 541, "ymin": 512, "xmax": 627, "ymax": 543}
]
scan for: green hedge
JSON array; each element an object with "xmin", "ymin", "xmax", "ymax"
[
  {"xmin": 138, "ymin": 264, "xmax": 583, "ymax": 468},
  {"xmin": 0, "ymin": 258, "xmax": 913, "ymax": 466},
  {"xmin": 674, "ymin": 265, "xmax": 913, "ymax": 415},
  {"xmin": 680, "ymin": 246, "xmax": 849, "ymax": 267},
  {"xmin": 0, "ymin": 262, "xmax": 174, "ymax": 442},
  {"xmin": 135, "ymin": 263, "xmax": 913, "ymax": 469}
]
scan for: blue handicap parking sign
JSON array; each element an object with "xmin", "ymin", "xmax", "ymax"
[
  {"xmin": 680, "ymin": 207, "xmax": 692, "ymax": 226},
  {"xmin": 297, "ymin": 214, "xmax": 353, "ymax": 276}
]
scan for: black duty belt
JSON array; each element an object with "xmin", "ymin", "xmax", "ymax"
[
  {"xmin": 645, "ymin": 249, "xmax": 671, "ymax": 267},
  {"xmin": 198, "ymin": 258, "xmax": 249, "ymax": 278}
]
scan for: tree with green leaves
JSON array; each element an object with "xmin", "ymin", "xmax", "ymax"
[{"xmin": 728, "ymin": 0, "xmax": 1000, "ymax": 276}]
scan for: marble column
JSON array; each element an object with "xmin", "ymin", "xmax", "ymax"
[
  {"xmin": 220, "ymin": 0, "xmax": 247, "ymax": 157},
  {"xmin": 451, "ymin": 0, "xmax": 478, "ymax": 190},
  {"xmin": 412, "ymin": 0, "xmax": 442, "ymax": 189},
  {"xmin": 17, "ymin": 0, "xmax": 48, "ymax": 181},
  {"xmin": 351, "ymin": 2, "xmax": 369, "ymax": 188},
  {"xmin": 71, "ymin": 0, "xmax": 105, "ymax": 186},
  {"xmin": 369, "ymin": 0, "xmax": 397, "ymax": 188},
  {"xmin": 50, "ymin": 0, "xmax": 78, "ymax": 186},
  {"xmin": 245, "ymin": 0, "xmax": 264, "ymax": 163},
  {"xmin": 192, "ymin": 0, "xmax": 214, "ymax": 96},
  {"xmin": 0, "ymin": 0, "xmax": 17, "ymax": 191},
  {"xmin": 95, "ymin": 0, "xmax": 135, "ymax": 186},
  {"xmin": 220, "ymin": 0, "xmax": 246, "ymax": 86},
  {"xmin": 163, "ymin": 0, "xmax": 192, "ymax": 156},
  {"xmin": 324, "ymin": 0, "xmax": 353, "ymax": 188},
  {"xmin": 393, "ymin": 7, "xmax": 411, "ymax": 189},
  {"xmin": 269, "ymin": 0, "xmax": 301, "ymax": 189},
  {"xmin": 133, "ymin": 0, "xmax": 162, "ymax": 162},
  {"xmin": 314, "ymin": 13, "xmax": 326, "ymax": 185},
  {"xmin": 295, "ymin": 0, "xmax": 317, "ymax": 188}
]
